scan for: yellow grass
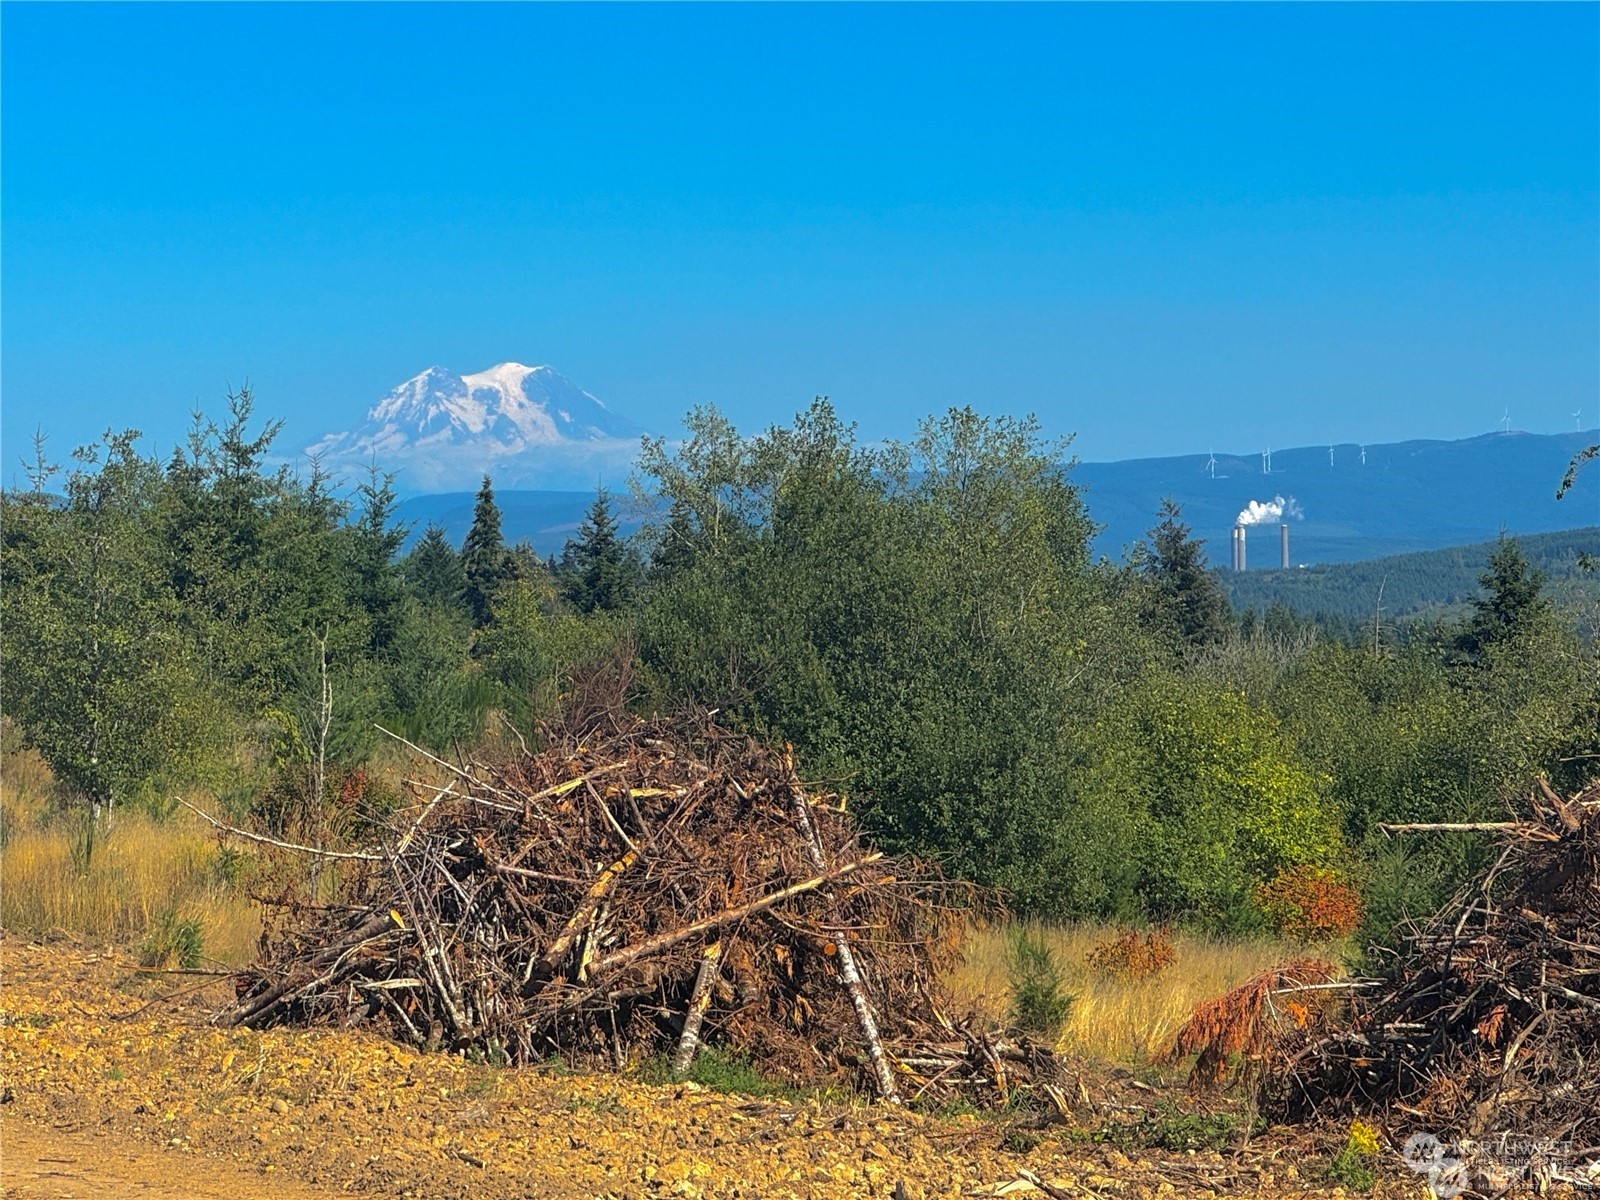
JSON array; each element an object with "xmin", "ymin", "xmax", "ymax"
[
  {"xmin": 1, "ymin": 744, "xmax": 259, "ymax": 965},
  {"xmin": 948, "ymin": 920, "xmax": 1297, "ymax": 1065}
]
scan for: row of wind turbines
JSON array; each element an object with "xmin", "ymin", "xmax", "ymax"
[
  {"xmin": 1204, "ymin": 444, "xmax": 1367, "ymax": 479},
  {"xmin": 1201, "ymin": 407, "xmax": 1588, "ymax": 481}
]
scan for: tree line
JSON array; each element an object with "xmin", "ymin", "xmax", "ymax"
[{"xmin": 4, "ymin": 395, "xmax": 1595, "ymax": 940}]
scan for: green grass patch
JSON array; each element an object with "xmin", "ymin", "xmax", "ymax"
[
  {"xmin": 637, "ymin": 1046, "xmax": 800, "ymax": 1099},
  {"xmin": 1099, "ymin": 1100, "xmax": 1244, "ymax": 1153}
]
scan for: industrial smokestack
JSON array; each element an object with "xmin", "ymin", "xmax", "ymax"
[
  {"xmin": 1237, "ymin": 525, "xmax": 1247, "ymax": 572},
  {"xmin": 1280, "ymin": 523, "xmax": 1289, "ymax": 570},
  {"xmin": 1230, "ymin": 527, "xmax": 1240, "ymax": 571}
]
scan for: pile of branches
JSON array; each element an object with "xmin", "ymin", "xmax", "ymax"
[
  {"xmin": 1272, "ymin": 781, "xmax": 1600, "ymax": 1172},
  {"xmin": 220, "ymin": 707, "xmax": 1048, "ymax": 1104}
]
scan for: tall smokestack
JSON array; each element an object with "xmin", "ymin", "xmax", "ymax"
[
  {"xmin": 1238, "ymin": 525, "xmax": 1247, "ymax": 572},
  {"xmin": 1280, "ymin": 523, "xmax": 1289, "ymax": 570},
  {"xmin": 1231, "ymin": 527, "xmax": 1241, "ymax": 571}
]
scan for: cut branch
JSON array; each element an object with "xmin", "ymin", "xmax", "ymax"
[
  {"xmin": 181, "ymin": 800, "xmax": 385, "ymax": 861},
  {"xmin": 587, "ymin": 855, "xmax": 880, "ymax": 977}
]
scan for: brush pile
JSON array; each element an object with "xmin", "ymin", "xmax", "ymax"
[
  {"xmin": 223, "ymin": 707, "xmax": 1049, "ymax": 1104},
  {"xmin": 1271, "ymin": 781, "xmax": 1600, "ymax": 1177}
]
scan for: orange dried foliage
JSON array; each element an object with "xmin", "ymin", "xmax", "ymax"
[
  {"xmin": 1475, "ymin": 1003, "xmax": 1507, "ymax": 1046},
  {"xmin": 1167, "ymin": 956, "xmax": 1336, "ymax": 1090},
  {"xmin": 1085, "ymin": 927, "xmax": 1178, "ymax": 978},
  {"xmin": 1253, "ymin": 865, "xmax": 1363, "ymax": 942},
  {"xmin": 338, "ymin": 768, "xmax": 370, "ymax": 805}
]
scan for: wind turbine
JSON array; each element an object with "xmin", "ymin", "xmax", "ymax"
[
  {"xmin": 1575, "ymin": 409, "xmax": 1583, "ymax": 431},
  {"xmin": 1500, "ymin": 408, "xmax": 1511, "ymax": 434},
  {"xmin": 1328, "ymin": 445, "xmax": 1334, "ymax": 469},
  {"xmin": 1205, "ymin": 451, "xmax": 1217, "ymax": 479},
  {"xmin": 1360, "ymin": 445, "xmax": 1367, "ymax": 467}
]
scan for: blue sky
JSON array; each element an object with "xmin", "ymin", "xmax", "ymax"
[{"xmin": 3, "ymin": 2, "xmax": 1596, "ymax": 479}]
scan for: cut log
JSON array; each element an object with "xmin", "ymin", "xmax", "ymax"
[{"xmin": 672, "ymin": 940, "xmax": 723, "ymax": 1074}]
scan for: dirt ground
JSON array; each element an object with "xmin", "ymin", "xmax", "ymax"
[{"xmin": 0, "ymin": 936, "xmax": 1407, "ymax": 1200}]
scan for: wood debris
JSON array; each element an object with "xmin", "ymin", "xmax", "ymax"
[
  {"xmin": 1268, "ymin": 780, "xmax": 1600, "ymax": 1181},
  {"xmin": 222, "ymin": 705, "xmax": 1055, "ymax": 1104}
]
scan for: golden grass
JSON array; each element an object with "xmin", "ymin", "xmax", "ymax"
[
  {"xmin": 1, "ymin": 744, "xmax": 259, "ymax": 965},
  {"xmin": 947, "ymin": 920, "xmax": 1298, "ymax": 1065}
]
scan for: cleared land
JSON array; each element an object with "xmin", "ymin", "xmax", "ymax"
[{"xmin": 0, "ymin": 937, "xmax": 1410, "ymax": 1200}]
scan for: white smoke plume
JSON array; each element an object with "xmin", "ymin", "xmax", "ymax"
[{"xmin": 1236, "ymin": 495, "xmax": 1303, "ymax": 527}]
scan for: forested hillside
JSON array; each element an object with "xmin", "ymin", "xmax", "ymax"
[
  {"xmin": 5, "ymin": 395, "xmax": 1597, "ymax": 944},
  {"xmin": 1227, "ymin": 527, "xmax": 1600, "ymax": 623}
]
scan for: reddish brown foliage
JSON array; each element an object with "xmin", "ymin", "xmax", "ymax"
[
  {"xmin": 1167, "ymin": 956, "xmax": 1337, "ymax": 1090},
  {"xmin": 337, "ymin": 767, "xmax": 370, "ymax": 805},
  {"xmin": 1085, "ymin": 927, "xmax": 1178, "ymax": 978},
  {"xmin": 1253, "ymin": 865, "xmax": 1363, "ymax": 942}
]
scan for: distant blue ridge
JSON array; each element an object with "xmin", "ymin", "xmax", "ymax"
[{"xmin": 395, "ymin": 429, "xmax": 1600, "ymax": 568}]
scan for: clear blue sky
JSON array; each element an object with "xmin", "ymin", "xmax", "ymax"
[{"xmin": 4, "ymin": 2, "xmax": 1596, "ymax": 477}]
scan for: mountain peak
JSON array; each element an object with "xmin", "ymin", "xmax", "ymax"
[
  {"xmin": 307, "ymin": 362, "xmax": 643, "ymax": 492},
  {"xmin": 463, "ymin": 361, "xmax": 540, "ymax": 389}
]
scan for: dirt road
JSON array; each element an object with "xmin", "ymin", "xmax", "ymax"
[{"xmin": 2, "ymin": 1119, "xmax": 341, "ymax": 1199}]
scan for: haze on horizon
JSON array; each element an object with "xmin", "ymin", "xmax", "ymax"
[{"xmin": 2, "ymin": 3, "xmax": 1596, "ymax": 476}]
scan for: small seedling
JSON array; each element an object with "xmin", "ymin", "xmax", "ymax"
[{"xmin": 1006, "ymin": 930, "xmax": 1074, "ymax": 1038}]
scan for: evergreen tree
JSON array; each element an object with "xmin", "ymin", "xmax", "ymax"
[
  {"xmin": 460, "ymin": 475, "xmax": 508, "ymax": 625},
  {"xmin": 1137, "ymin": 500, "xmax": 1231, "ymax": 650},
  {"xmin": 156, "ymin": 393, "xmax": 350, "ymax": 700},
  {"xmin": 1457, "ymin": 536, "xmax": 1548, "ymax": 659},
  {"xmin": 346, "ymin": 466, "xmax": 408, "ymax": 651},
  {"xmin": 404, "ymin": 524, "xmax": 468, "ymax": 612},
  {"xmin": 558, "ymin": 488, "xmax": 638, "ymax": 613}
]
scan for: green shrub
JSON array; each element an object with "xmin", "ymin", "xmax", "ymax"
[
  {"xmin": 1324, "ymin": 1120, "xmax": 1381, "ymax": 1193},
  {"xmin": 210, "ymin": 844, "xmax": 252, "ymax": 888},
  {"xmin": 1006, "ymin": 929, "xmax": 1074, "ymax": 1037},
  {"xmin": 138, "ymin": 909, "xmax": 204, "ymax": 969},
  {"xmin": 1325, "ymin": 1146, "xmax": 1377, "ymax": 1192},
  {"xmin": 1000, "ymin": 1128, "xmax": 1042, "ymax": 1154},
  {"xmin": 1102, "ymin": 1101, "xmax": 1241, "ymax": 1152}
]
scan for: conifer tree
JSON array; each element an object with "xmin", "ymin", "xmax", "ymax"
[
  {"xmin": 505, "ymin": 539, "xmax": 546, "ymax": 585},
  {"xmin": 558, "ymin": 488, "xmax": 638, "ymax": 613},
  {"xmin": 348, "ymin": 466, "xmax": 408, "ymax": 650},
  {"xmin": 461, "ymin": 475, "xmax": 508, "ymax": 625},
  {"xmin": 404, "ymin": 523, "xmax": 468, "ymax": 612},
  {"xmin": 1457, "ymin": 536, "xmax": 1548, "ymax": 659},
  {"xmin": 1137, "ymin": 499, "xmax": 1230, "ymax": 649},
  {"xmin": 649, "ymin": 497, "xmax": 698, "ymax": 582}
]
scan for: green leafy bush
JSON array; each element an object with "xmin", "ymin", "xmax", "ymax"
[{"xmin": 1324, "ymin": 1120, "xmax": 1381, "ymax": 1192}]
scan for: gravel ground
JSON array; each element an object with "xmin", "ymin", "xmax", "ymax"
[{"xmin": 0, "ymin": 937, "xmax": 1410, "ymax": 1200}]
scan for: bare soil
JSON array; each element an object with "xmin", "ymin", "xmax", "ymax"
[
  {"xmin": 0, "ymin": 936, "xmax": 1400, "ymax": 1200},
  {"xmin": 2, "ymin": 1120, "xmax": 340, "ymax": 1199}
]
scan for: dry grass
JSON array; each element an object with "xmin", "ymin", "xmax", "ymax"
[
  {"xmin": 948, "ymin": 920, "xmax": 1299, "ymax": 1065},
  {"xmin": 1, "ymin": 744, "xmax": 259, "ymax": 965}
]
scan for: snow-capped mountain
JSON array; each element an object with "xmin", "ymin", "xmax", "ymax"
[{"xmin": 308, "ymin": 363, "xmax": 644, "ymax": 491}]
